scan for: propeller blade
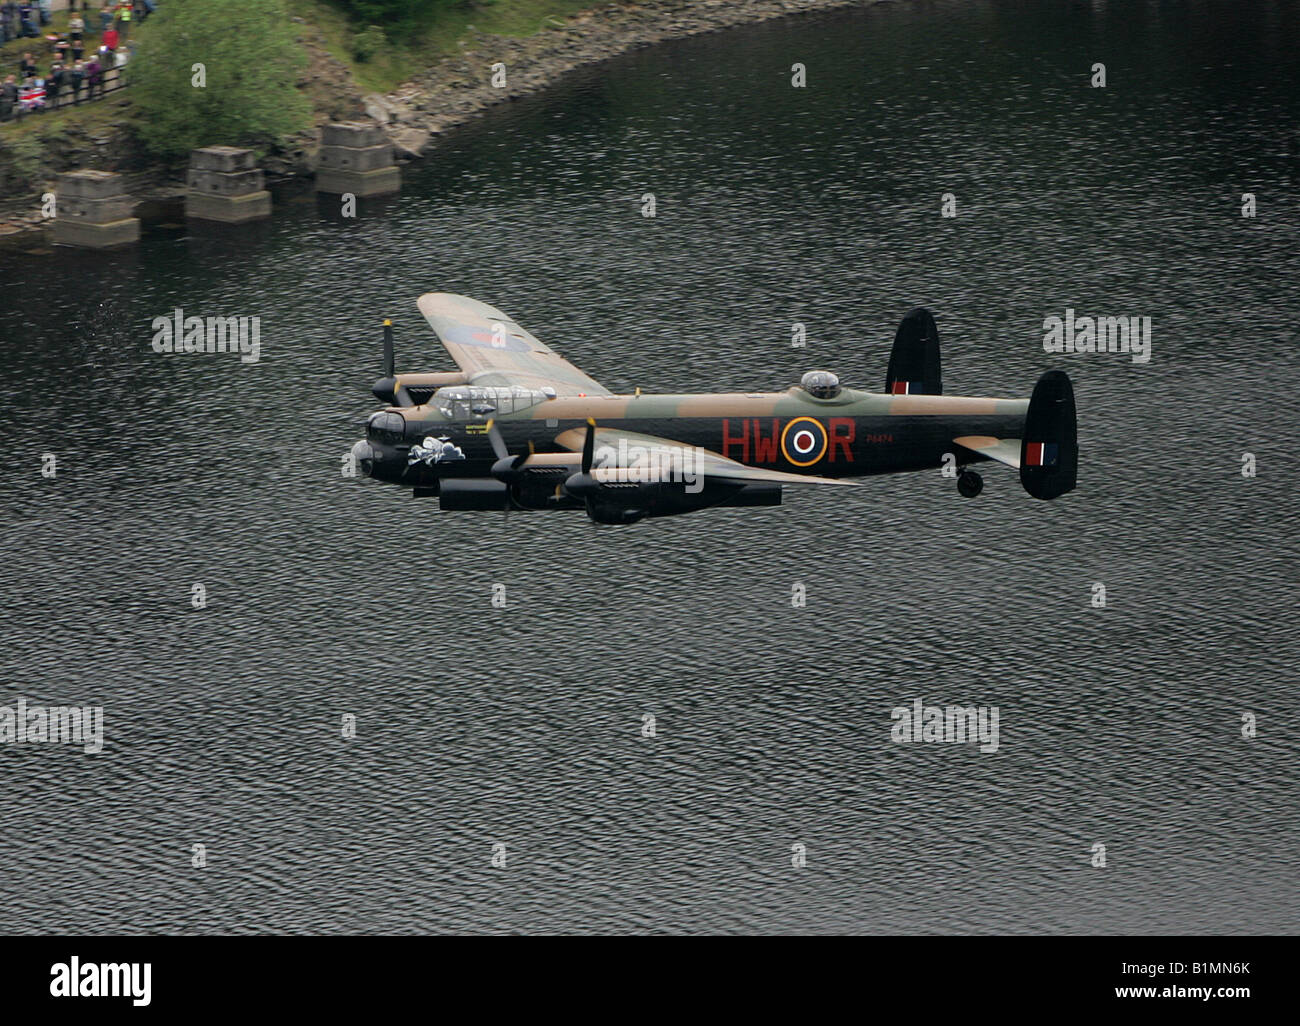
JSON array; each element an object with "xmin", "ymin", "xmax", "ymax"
[
  {"xmin": 488, "ymin": 424, "xmax": 534, "ymax": 487},
  {"xmin": 382, "ymin": 319, "xmax": 395, "ymax": 378},
  {"xmin": 561, "ymin": 422, "xmax": 602, "ymax": 499},
  {"xmin": 581, "ymin": 418, "xmax": 596, "ymax": 474},
  {"xmin": 485, "ymin": 419, "xmax": 508, "ymax": 461}
]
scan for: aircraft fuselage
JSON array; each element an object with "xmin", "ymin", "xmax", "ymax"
[{"xmin": 354, "ymin": 386, "xmax": 1030, "ymax": 495}]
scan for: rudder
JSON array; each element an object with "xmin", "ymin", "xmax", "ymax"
[
  {"xmin": 1020, "ymin": 370, "xmax": 1077, "ymax": 499},
  {"xmin": 885, "ymin": 308, "xmax": 942, "ymax": 395}
]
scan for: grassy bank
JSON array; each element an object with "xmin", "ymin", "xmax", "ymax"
[{"xmin": 0, "ymin": 94, "xmax": 132, "ymax": 176}]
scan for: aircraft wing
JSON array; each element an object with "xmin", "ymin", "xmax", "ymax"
[
  {"xmin": 553, "ymin": 425, "xmax": 860, "ymax": 487},
  {"xmin": 417, "ymin": 293, "xmax": 612, "ymax": 396},
  {"xmin": 953, "ymin": 435, "xmax": 1022, "ymax": 469}
]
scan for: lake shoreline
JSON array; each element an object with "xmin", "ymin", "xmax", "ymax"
[
  {"xmin": 0, "ymin": 0, "xmax": 872, "ymax": 242},
  {"xmin": 364, "ymin": 0, "xmax": 874, "ymax": 158}
]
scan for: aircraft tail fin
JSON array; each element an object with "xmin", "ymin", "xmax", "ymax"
[
  {"xmin": 1020, "ymin": 370, "xmax": 1077, "ymax": 499},
  {"xmin": 885, "ymin": 308, "xmax": 942, "ymax": 395}
]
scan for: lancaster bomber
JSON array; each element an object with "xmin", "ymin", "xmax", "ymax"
[{"xmin": 351, "ymin": 294, "xmax": 1078, "ymax": 524}]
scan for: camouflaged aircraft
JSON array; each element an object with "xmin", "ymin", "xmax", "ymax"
[{"xmin": 350, "ymin": 293, "xmax": 1078, "ymax": 524}]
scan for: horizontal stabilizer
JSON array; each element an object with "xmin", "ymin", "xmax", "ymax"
[{"xmin": 953, "ymin": 435, "xmax": 1021, "ymax": 469}]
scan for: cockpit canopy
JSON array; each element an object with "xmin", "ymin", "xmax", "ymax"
[
  {"xmin": 366, "ymin": 410, "xmax": 406, "ymax": 445},
  {"xmin": 431, "ymin": 385, "xmax": 556, "ymax": 420},
  {"xmin": 800, "ymin": 370, "xmax": 841, "ymax": 399}
]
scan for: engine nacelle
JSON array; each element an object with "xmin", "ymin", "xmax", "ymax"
[{"xmin": 373, "ymin": 371, "xmax": 470, "ymax": 406}]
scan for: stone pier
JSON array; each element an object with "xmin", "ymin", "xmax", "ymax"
[
  {"xmin": 315, "ymin": 122, "xmax": 400, "ymax": 197},
  {"xmin": 185, "ymin": 147, "xmax": 273, "ymax": 223},
  {"xmin": 51, "ymin": 171, "xmax": 140, "ymax": 249}
]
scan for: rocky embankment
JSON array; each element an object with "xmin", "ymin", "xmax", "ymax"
[
  {"xmin": 0, "ymin": 0, "xmax": 867, "ymax": 235},
  {"xmin": 363, "ymin": 0, "xmax": 865, "ymax": 158}
]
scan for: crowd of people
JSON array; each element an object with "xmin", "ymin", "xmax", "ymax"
[{"xmin": 0, "ymin": 1, "xmax": 157, "ymax": 120}]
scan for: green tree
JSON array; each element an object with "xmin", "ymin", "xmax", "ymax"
[{"xmin": 130, "ymin": 0, "xmax": 312, "ymax": 159}]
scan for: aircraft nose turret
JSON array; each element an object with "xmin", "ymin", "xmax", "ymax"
[{"xmin": 351, "ymin": 439, "xmax": 374, "ymax": 478}]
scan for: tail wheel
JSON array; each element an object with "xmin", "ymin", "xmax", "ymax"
[{"xmin": 957, "ymin": 469, "xmax": 983, "ymax": 498}]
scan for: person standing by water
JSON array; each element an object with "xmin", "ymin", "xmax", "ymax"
[
  {"xmin": 0, "ymin": 73, "xmax": 18, "ymax": 121},
  {"xmin": 83, "ymin": 52, "xmax": 101, "ymax": 99},
  {"xmin": 69, "ymin": 59, "xmax": 83, "ymax": 105},
  {"xmin": 45, "ymin": 58, "xmax": 61, "ymax": 109}
]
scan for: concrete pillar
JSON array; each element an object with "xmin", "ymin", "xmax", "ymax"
[
  {"xmin": 185, "ymin": 147, "xmax": 273, "ymax": 223},
  {"xmin": 51, "ymin": 170, "xmax": 140, "ymax": 249},
  {"xmin": 315, "ymin": 122, "xmax": 400, "ymax": 197}
]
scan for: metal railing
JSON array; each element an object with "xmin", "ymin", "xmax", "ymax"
[{"xmin": 1, "ymin": 62, "xmax": 129, "ymax": 121}]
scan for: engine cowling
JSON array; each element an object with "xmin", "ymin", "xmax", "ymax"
[{"xmin": 373, "ymin": 371, "xmax": 470, "ymax": 406}]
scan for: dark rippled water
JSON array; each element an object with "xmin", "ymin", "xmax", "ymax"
[{"xmin": 0, "ymin": 0, "xmax": 1297, "ymax": 934}]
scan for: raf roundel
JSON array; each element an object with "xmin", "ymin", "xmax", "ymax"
[{"xmin": 780, "ymin": 417, "xmax": 828, "ymax": 466}]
